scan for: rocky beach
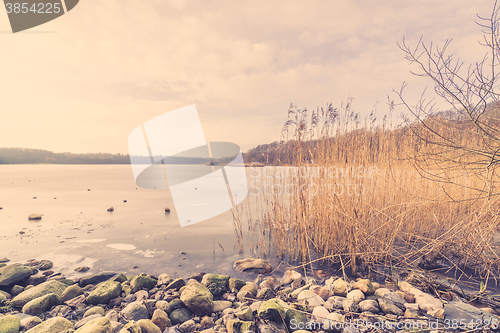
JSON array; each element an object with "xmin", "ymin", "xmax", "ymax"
[{"xmin": 0, "ymin": 257, "xmax": 498, "ymax": 333}]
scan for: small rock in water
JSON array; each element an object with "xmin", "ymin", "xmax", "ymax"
[
  {"xmin": 233, "ymin": 258, "xmax": 272, "ymax": 273},
  {"xmin": 107, "ymin": 207, "xmax": 114, "ymax": 212},
  {"xmin": 0, "ymin": 207, "xmax": 3, "ymax": 210},
  {"xmin": 28, "ymin": 214, "xmax": 42, "ymax": 220},
  {"xmin": 123, "ymin": 199, "xmax": 127, "ymax": 202},
  {"xmin": 88, "ymin": 189, "xmax": 91, "ymax": 191},
  {"xmin": 74, "ymin": 266, "xmax": 90, "ymax": 273},
  {"xmin": 165, "ymin": 207, "xmax": 171, "ymax": 212},
  {"xmin": 32, "ymin": 197, "xmax": 36, "ymax": 199}
]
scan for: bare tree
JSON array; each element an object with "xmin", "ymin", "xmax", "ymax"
[{"xmin": 396, "ymin": 1, "xmax": 500, "ymax": 200}]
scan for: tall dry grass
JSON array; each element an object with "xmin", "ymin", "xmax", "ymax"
[{"xmin": 236, "ymin": 100, "xmax": 500, "ymax": 282}]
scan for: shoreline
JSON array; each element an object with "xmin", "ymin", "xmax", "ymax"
[{"xmin": 0, "ymin": 257, "xmax": 499, "ymax": 333}]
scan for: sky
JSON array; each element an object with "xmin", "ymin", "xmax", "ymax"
[{"xmin": 0, "ymin": 0, "xmax": 495, "ymax": 153}]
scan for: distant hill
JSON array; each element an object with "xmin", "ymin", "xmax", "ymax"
[{"xmin": 0, "ymin": 148, "xmax": 210, "ymax": 165}]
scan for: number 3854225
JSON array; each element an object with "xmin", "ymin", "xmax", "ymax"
[{"xmin": 5, "ymin": 3, "xmax": 62, "ymax": 14}]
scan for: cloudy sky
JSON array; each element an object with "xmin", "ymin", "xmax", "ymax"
[{"xmin": 0, "ymin": 0, "xmax": 494, "ymax": 153}]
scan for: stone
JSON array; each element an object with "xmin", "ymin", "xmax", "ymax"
[
  {"xmin": 25, "ymin": 275, "xmax": 46, "ymax": 286},
  {"xmin": 312, "ymin": 306, "xmax": 330, "ymax": 322},
  {"xmin": 179, "ymin": 319, "xmax": 196, "ymax": 333},
  {"xmin": 226, "ymin": 319, "xmax": 255, "ymax": 333},
  {"xmin": 213, "ymin": 300, "xmax": 233, "ymax": 312},
  {"xmin": 180, "ymin": 281, "xmax": 214, "ymax": 315},
  {"xmin": 297, "ymin": 290, "xmax": 325, "ymax": 308},
  {"xmin": 352, "ymin": 279, "xmax": 375, "ymax": 295},
  {"xmin": 257, "ymin": 287, "xmax": 275, "ymax": 299},
  {"xmin": 105, "ymin": 309, "xmax": 119, "ymax": 322},
  {"xmin": 259, "ymin": 276, "xmax": 280, "ymax": 290},
  {"xmin": 11, "ymin": 280, "xmax": 67, "ymax": 307},
  {"xmin": 169, "ymin": 299, "xmax": 186, "ymax": 312},
  {"xmin": 120, "ymin": 321, "xmax": 141, "ymax": 333},
  {"xmin": 200, "ymin": 316, "xmax": 214, "ymax": 328},
  {"xmin": 37, "ymin": 260, "xmax": 53, "ymax": 271},
  {"xmin": 326, "ymin": 312, "xmax": 344, "ymax": 323},
  {"xmin": 65, "ymin": 294, "xmax": 86, "ymax": 307},
  {"xmin": 324, "ymin": 296, "xmax": 345, "ymax": 310},
  {"xmin": 398, "ymin": 281, "xmax": 442, "ymax": 312},
  {"xmin": 169, "ymin": 308, "xmax": 193, "ymax": 325},
  {"xmin": 358, "ymin": 299, "xmax": 380, "ymax": 313},
  {"xmin": 404, "ymin": 308, "xmax": 420, "ymax": 318},
  {"xmin": 24, "ymin": 317, "xmax": 74, "ymax": 333},
  {"xmin": 166, "ymin": 278, "xmax": 186, "ymax": 290},
  {"xmin": 346, "ymin": 289, "xmax": 365, "ymax": 303},
  {"xmin": 374, "ymin": 288, "xmax": 391, "ymax": 297},
  {"xmin": 74, "ymin": 266, "xmax": 89, "ymax": 273},
  {"xmin": 158, "ymin": 273, "xmax": 173, "ymax": 286},
  {"xmin": 258, "ymin": 298, "xmax": 287, "ymax": 322},
  {"xmin": 28, "ymin": 214, "xmax": 42, "ymax": 220},
  {"xmin": 61, "ymin": 284, "xmax": 84, "ymax": 302},
  {"xmin": 22, "ymin": 293, "xmax": 61, "ymax": 316},
  {"xmin": 79, "ymin": 272, "xmax": 117, "ymax": 287},
  {"xmin": 130, "ymin": 273, "xmax": 157, "ymax": 293},
  {"xmin": 75, "ymin": 317, "xmax": 111, "ymax": 333},
  {"xmin": 228, "ymin": 278, "xmax": 245, "ymax": 293},
  {"xmin": 342, "ymin": 298, "xmax": 359, "ymax": 313},
  {"xmin": 121, "ymin": 302, "xmax": 150, "ymax": 321},
  {"xmin": 10, "ymin": 285, "xmax": 24, "ymax": 297},
  {"xmin": 20, "ymin": 316, "xmax": 42, "ymax": 331},
  {"xmin": 331, "ymin": 278, "xmax": 349, "ymax": 296},
  {"xmin": 0, "ymin": 263, "xmax": 34, "ymax": 287},
  {"xmin": 84, "ymin": 306, "xmax": 106, "ymax": 317},
  {"xmin": 239, "ymin": 282, "xmax": 258, "ymax": 296},
  {"xmin": 383, "ymin": 292, "xmax": 406, "ymax": 309},
  {"xmin": 137, "ymin": 319, "xmax": 162, "ymax": 333},
  {"xmin": 233, "ymin": 258, "xmax": 272, "ymax": 273},
  {"xmin": 0, "ymin": 315, "xmax": 20, "ymax": 333},
  {"xmin": 201, "ymin": 274, "xmax": 230, "ymax": 297},
  {"xmin": 428, "ymin": 308, "xmax": 445, "ymax": 319},
  {"xmin": 310, "ymin": 285, "xmax": 333, "ymax": 301},
  {"xmin": 75, "ymin": 314, "xmax": 102, "ymax": 329},
  {"xmin": 285, "ymin": 308, "xmax": 308, "ymax": 332},
  {"xmin": 86, "ymin": 280, "xmax": 121, "ymax": 305},
  {"xmin": 444, "ymin": 300, "xmax": 498, "ymax": 323},
  {"xmin": 151, "ymin": 309, "xmax": 171, "ymax": 331},
  {"xmin": 234, "ymin": 305, "xmax": 253, "ymax": 321},
  {"xmin": 378, "ymin": 298, "xmax": 403, "ymax": 316}
]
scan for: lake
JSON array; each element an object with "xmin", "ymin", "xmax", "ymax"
[{"xmin": 0, "ymin": 164, "xmax": 270, "ymax": 279}]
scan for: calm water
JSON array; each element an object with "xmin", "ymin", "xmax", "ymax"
[{"xmin": 0, "ymin": 164, "xmax": 273, "ymax": 279}]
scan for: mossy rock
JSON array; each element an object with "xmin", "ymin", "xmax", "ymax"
[
  {"xmin": 226, "ymin": 319, "xmax": 255, "ymax": 333},
  {"xmin": 24, "ymin": 317, "xmax": 74, "ymax": 332},
  {"xmin": 0, "ymin": 315, "xmax": 20, "ymax": 333},
  {"xmin": 22, "ymin": 293, "xmax": 61, "ymax": 316},
  {"xmin": 169, "ymin": 307, "xmax": 192, "ymax": 325},
  {"xmin": 86, "ymin": 280, "xmax": 121, "ymax": 305},
  {"xmin": 258, "ymin": 298, "xmax": 288, "ymax": 322},
  {"xmin": 11, "ymin": 280, "xmax": 67, "ymax": 308},
  {"xmin": 201, "ymin": 274, "xmax": 230, "ymax": 297},
  {"xmin": 130, "ymin": 273, "xmax": 157, "ymax": 293}
]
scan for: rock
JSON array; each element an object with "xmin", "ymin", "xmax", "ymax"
[
  {"xmin": 22, "ymin": 293, "xmax": 61, "ymax": 316},
  {"xmin": 165, "ymin": 207, "xmax": 171, "ymax": 212},
  {"xmin": 75, "ymin": 317, "xmax": 111, "ymax": 333},
  {"xmin": 233, "ymin": 258, "xmax": 272, "ymax": 273},
  {"xmin": 152, "ymin": 309, "xmax": 171, "ymax": 331},
  {"xmin": 326, "ymin": 312, "xmax": 344, "ymax": 324},
  {"xmin": 342, "ymin": 298, "xmax": 359, "ymax": 313},
  {"xmin": 297, "ymin": 290, "xmax": 325, "ymax": 308},
  {"xmin": 20, "ymin": 316, "xmax": 42, "ymax": 331},
  {"xmin": 180, "ymin": 281, "xmax": 214, "ymax": 315},
  {"xmin": 75, "ymin": 266, "xmax": 89, "ymax": 273},
  {"xmin": 201, "ymin": 274, "xmax": 229, "ymax": 297},
  {"xmin": 260, "ymin": 276, "xmax": 280, "ymax": 290},
  {"xmin": 169, "ymin": 308, "xmax": 192, "ymax": 325},
  {"xmin": 358, "ymin": 299, "xmax": 380, "ymax": 313},
  {"xmin": 166, "ymin": 278, "xmax": 186, "ymax": 290},
  {"xmin": 258, "ymin": 298, "xmax": 287, "ymax": 322},
  {"xmin": 84, "ymin": 306, "xmax": 106, "ymax": 317},
  {"xmin": 24, "ymin": 317, "xmax": 74, "ymax": 333},
  {"xmin": 107, "ymin": 207, "xmax": 114, "ymax": 212},
  {"xmin": 213, "ymin": 300, "xmax": 233, "ymax": 312},
  {"xmin": 285, "ymin": 308, "xmax": 308, "ymax": 332},
  {"xmin": 325, "ymin": 296, "xmax": 345, "ymax": 310},
  {"xmin": 234, "ymin": 305, "xmax": 253, "ymax": 321},
  {"xmin": 383, "ymin": 292, "xmax": 406, "ymax": 309},
  {"xmin": 120, "ymin": 321, "xmax": 141, "ymax": 333},
  {"xmin": 257, "ymin": 287, "xmax": 275, "ymax": 299},
  {"xmin": 79, "ymin": 272, "xmax": 118, "ymax": 287},
  {"xmin": 179, "ymin": 319, "xmax": 196, "ymax": 333},
  {"xmin": 0, "ymin": 315, "xmax": 20, "ymax": 333},
  {"xmin": 404, "ymin": 308, "xmax": 419, "ymax": 318},
  {"xmin": 25, "ymin": 275, "xmax": 46, "ymax": 286},
  {"xmin": 11, "ymin": 280, "xmax": 67, "ymax": 308},
  {"xmin": 312, "ymin": 306, "xmax": 330, "ymax": 322},
  {"xmin": 28, "ymin": 214, "xmax": 42, "ymax": 220},
  {"xmin": 62, "ymin": 284, "xmax": 84, "ymax": 302},
  {"xmin": 374, "ymin": 288, "xmax": 391, "ymax": 297},
  {"xmin": 75, "ymin": 314, "xmax": 102, "ymax": 329},
  {"xmin": 310, "ymin": 285, "xmax": 333, "ymax": 301},
  {"xmin": 105, "ymin": 309, "xmax": 119, "ymax": 322},
  {"xmin": 10, "ymin": 285, "xmax": 24, "ymax": 297},
  {"xmin": 37, "ymin": 260, "xmax": 53, "ymax": 271},
  {"xmin": 352, "ymin": 279, "xmax": 375, "ymax": 295},
  {"xmin": 331, "ymin": 278, "xmax": 349, "ymax": 296},
  {"xmin": 228, "ymin": 278, "xmax": 245, "ymax": 293},
  {"xmin": 346, "ymin": 289, "xmax": 365, "ymax": 303},
  {"xmin": 398, "ymin": 281, "xmax": 442, "ymax": 312},
  {"xmin": 0, "ymin": 263, "xmax": 34, "ymax": 287},
  {"xmin": 427, "ymin": 308, "xmax": 445, "ymax": 319},
  {"xmin": 137, "ymin": 319, "xmax": 162, "ymax": 333},
  {"xmin": 168, "ymin": 299, "xmax": 186, "ymax": 312},
  {"xmin": 378, "ymin": 298, "xmax": 403, "ymax": 316},
  {"xmin": 121, "ymin": 302, "xmax": 150, "ymax": 321},
  {"xmin": 65, "ymin": 294, "xmax": 86, "ymax": 307},
  {"xmin": 158, "ymin": 273, "xmax": 173, "ymax": 286},
  {"xmin": 444, "ymin": 300, "xmax": 498, "ymax": 323},
  {"xmin": 226, "ymin": 319, "xmax": 255, "ymax": 333},
  {"xmin": 239, "ymin": 282, "xmax": 258, "ymax": 296},
  {"xmin": 200, "ymin": 316, "xmax": 214, "ymax": 328},
  {"xmin": 130, "ymin": 274, "xmax": 157, "ymax": 293},
  {"xmin": 86, "ymin": 280, "xmax": 121, "ymax": 305}
]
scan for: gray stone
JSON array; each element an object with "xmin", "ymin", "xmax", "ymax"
[
  {"xmin": 169, "ymin": 308, "xmax": 193, "ymax": 325},
  {"xmin": 121, "ymin": 302, "xmax": 150, "ymax": 321},
  {"xmin": 0, "ymin": 264, "xmax": 33, "ymax": 287},
  {"xmin": 61, "ymin": 284, "xmax": 84, "ymax": 302},
  {"xmin": 257, "ymin": 298, "xmax": 287, "ymax": 322},
  {"xmin": 86, "ymin": 280, "xmax": 121, "ymax": 305},
  {"xmin": 130, "ymin": 273, "xmax": 157, "ymax": 293},
  {"xmin": 79, "ymin": 272, "xmax": 117, "ymax": 287},
  {"xmin": 0, "ymin": 315, "xmax": 20, "ymax": 333},
  {"xmin": 378, "ymin": 298, "xmax": 403, "ymax": 316},
  {"xmin": 74, "ymin": 316, "xmax": 111, "ymax": 333},
  {"xmin": 22, "ymin": 293, "xmax": 61, "ymax": 316},
  {"xmin": 444, "ymin": 300, "xmax": 499, "ymax": 323},
  {"xmin": 180, "ymin": 281, "xmax": 214, "ymax": 315},
  {"xmin": 20, "ymin": 316, "xmax": 42, "ymax": 331},
  {"xmin": 11, "ymin": 280, "xmax": 67, "ymax": 308},
  {"xmin": 201, "ymin": 274, "xmax": 229, "ymax": 297},
  {"xmin": 137, "ymin": 319, "xmax": 162, "ymax": 333},
  {"xmin": 358, "ymin": 299, "xmax": 380, "ymax": 313},
  {"xmin": 233, "ymin": 258, "xmax": 272, "ymax": 273},
  {"xmin": 24, "ymin": 317, "xmax": 74, "ymax": 332}
]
